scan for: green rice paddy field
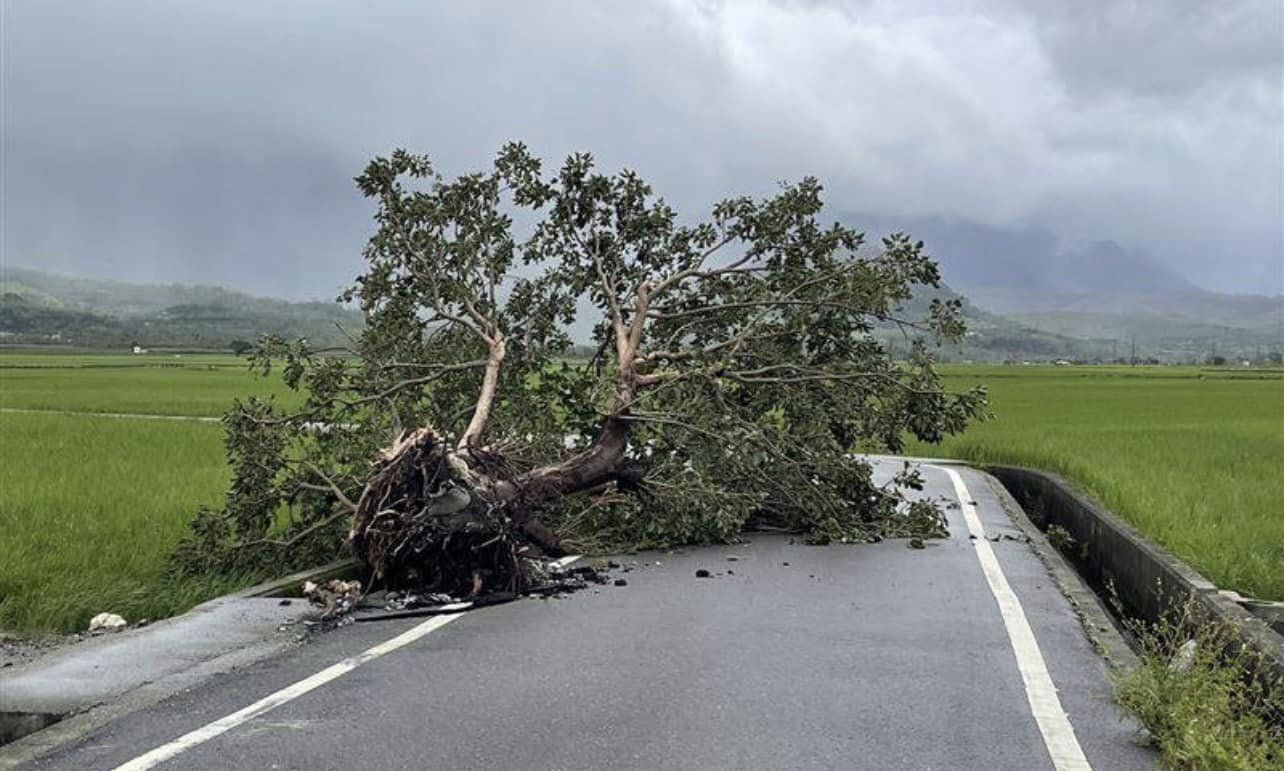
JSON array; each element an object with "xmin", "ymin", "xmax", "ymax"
[
  {"xmin": 909, "ymin": 365, "xmax": 1283, "ymax": 602},
  {"xmin": 1, "ymin": 351, "xmax": 1281, "ymax": 634},
  {"xmin": 0, "ymin": 352, "xmax": 299, "ymax": 633}
]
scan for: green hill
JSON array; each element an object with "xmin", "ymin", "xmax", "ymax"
[
  {"xmin": 0, "ymin": 266, "xmax": 363, "ymax": 349},
  {"xmin": 879, "ymin": 284, "xmax": 1117, "ymax": 362},
  {"xmin": 967, "ymin": 288, "xmax": 1283, "ymax": 362}
]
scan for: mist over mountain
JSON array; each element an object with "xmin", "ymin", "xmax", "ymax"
[
  {"xmin": 840, "ymin": 213, "xmax": 1281, "ymax": 360},
  {"xmin": 845, "ymin": 213, "xmax": 1198, "ymax": 295}
]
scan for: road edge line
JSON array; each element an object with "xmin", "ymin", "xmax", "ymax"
[{"xmin": 935, "ymin": 464, "xmax": 1092, "ymax": 771}]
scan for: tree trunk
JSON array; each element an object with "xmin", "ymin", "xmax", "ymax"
[
  {"xmin": 493, "ymin": 416, "xmax": 631, "ymax": 503},
  {"xmin": 458, "ymin": 336, "xmax": 505, "ymax": 451}
]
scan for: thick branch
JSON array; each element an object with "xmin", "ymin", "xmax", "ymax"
[
  {"xmin": 621, "ymin": 282, "xmax": 653, "ymax": 371},
  {"xmin": 494, "ymin": 415, "xmax": 632, "ymax": 506},
  {"xmin": 459, "ymin": 335, "xmax": 506, "ymax": 450}
]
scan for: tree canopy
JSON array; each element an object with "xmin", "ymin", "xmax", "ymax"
[{"xmin": 174, "ymin": 143, "xmax": 986, "ymax": 591}]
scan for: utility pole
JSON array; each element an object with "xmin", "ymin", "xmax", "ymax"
[{"xmin": 1130, "ymin": 336, "xmax": 1136, "ymax": 366}]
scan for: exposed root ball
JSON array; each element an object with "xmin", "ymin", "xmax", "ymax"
[{"xmin": 349, "ymin": 428, "xmax": 534, "ymax": 596}]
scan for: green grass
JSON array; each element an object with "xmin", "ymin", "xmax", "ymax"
[
  {"xmin": 1115, "ymin": 603, "xmax": 1284, "ymax": 770},
  {"xmin": 0, "ymin": 412, "xmax": 249, "ymax": 633},
  {"xmin": 910, "ymin": 365, "xmax": 1284, "ymax": 601},
  {"xmin": 0, "ymin": 351, "xmax": 291, "ymax": 633}
]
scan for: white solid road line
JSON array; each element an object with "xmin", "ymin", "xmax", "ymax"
[
  {"xmin": 113, "ymin": 556, "xmax": 581, "ymax": 771},
  {"xmin": 935, "ymin": 465, "xmax": 1092, "ymax": 771}
]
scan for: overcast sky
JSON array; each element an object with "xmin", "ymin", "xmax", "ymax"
[{"xmin": 3, "ymin": 0, "xmax": 1281, "ymax": 298}]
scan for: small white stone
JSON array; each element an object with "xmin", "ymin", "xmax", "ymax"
[
  {"xmin": 1169, "ymin": 639, "xmax": 1198, "ymax": 673},
  {"xmin": 88, "ymin": 612, "xmax": 127, "ymax": 632}
]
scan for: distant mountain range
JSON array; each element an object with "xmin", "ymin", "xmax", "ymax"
[
  {"xmin": 844, "ymin": 213, "xmax": 1282, "ymax": 361},
  {"xmin": 1, "ymin": 265, "xmax": 363, "ymax": 349},
  {"xmin": 3, "ymin": 253, "xmax": 1278, "ymax": 363},
  {"xmin": 969, "ymin": 287, "xmax": 1281, "ymax": 347}
]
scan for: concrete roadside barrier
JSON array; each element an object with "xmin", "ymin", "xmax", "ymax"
[{"xmin": 989, "ymin": 465, "xmax": 1284, "ymax": 690}]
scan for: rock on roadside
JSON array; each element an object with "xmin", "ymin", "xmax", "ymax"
[{"xmin": 88, "ymin": 612, "xmax": 128, "ymax": 633}]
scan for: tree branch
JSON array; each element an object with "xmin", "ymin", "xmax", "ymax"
[{"xmin": 300, "ymin": 461, "xmax": 360, "ymax": 511}]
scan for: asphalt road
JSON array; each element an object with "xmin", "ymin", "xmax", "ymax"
[{"xmin": 25, "ymin": 462, "xmax": 1156, "ymax": 770}]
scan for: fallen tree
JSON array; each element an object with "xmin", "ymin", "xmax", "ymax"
[{"xmin": 172, "ymin": 143, "xmax": 986, "ymax": 595}]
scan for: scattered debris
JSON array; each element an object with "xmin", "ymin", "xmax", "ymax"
[
  {"xmin": 382, "ymin": 591, "xmax": 454, "ymax": 611},
  {"xmin": 353, "ymin": 560, "xmax": 620, "ymax": 622},
  {"xmin": 88, "ymin": 613, "xmax": 127, "ymax": 633},
  {"xmin": 302, "ymin": 579, "xmax": 362, "ymax": 620}
]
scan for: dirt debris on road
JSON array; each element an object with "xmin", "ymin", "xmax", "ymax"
[{"xmin": 314, "ymin": 559, "xmax": 652, "ymax": 625}]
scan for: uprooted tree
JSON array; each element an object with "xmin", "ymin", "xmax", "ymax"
[{"xmin": 173, "ymin": 143, "xmax": 986, "ymax": 596}]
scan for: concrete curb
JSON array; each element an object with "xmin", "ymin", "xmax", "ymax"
[
  {"xmin": 988, "ymin": 465, "xmax": 1284, "ymax": 689},
  {"xmin": 981, "ymin": 472, "xmax": 1141, "ymax": 673},
  {"xmin": 0, "ymin": 560, "xmax": 358, "ymax": 767}
]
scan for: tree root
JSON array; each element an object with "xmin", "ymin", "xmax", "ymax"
[{"xmin": 350, "ymin": 427, "xmax": 553, "ymax": 596}]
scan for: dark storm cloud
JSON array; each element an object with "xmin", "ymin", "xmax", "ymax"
[
  {"xmin": 1021, "ymin": 0, "xmax": 1282, "ymax": 98},
  {"xmin": 2, "ymin": 0, "xmax": 1280, "ymax": 297}
]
